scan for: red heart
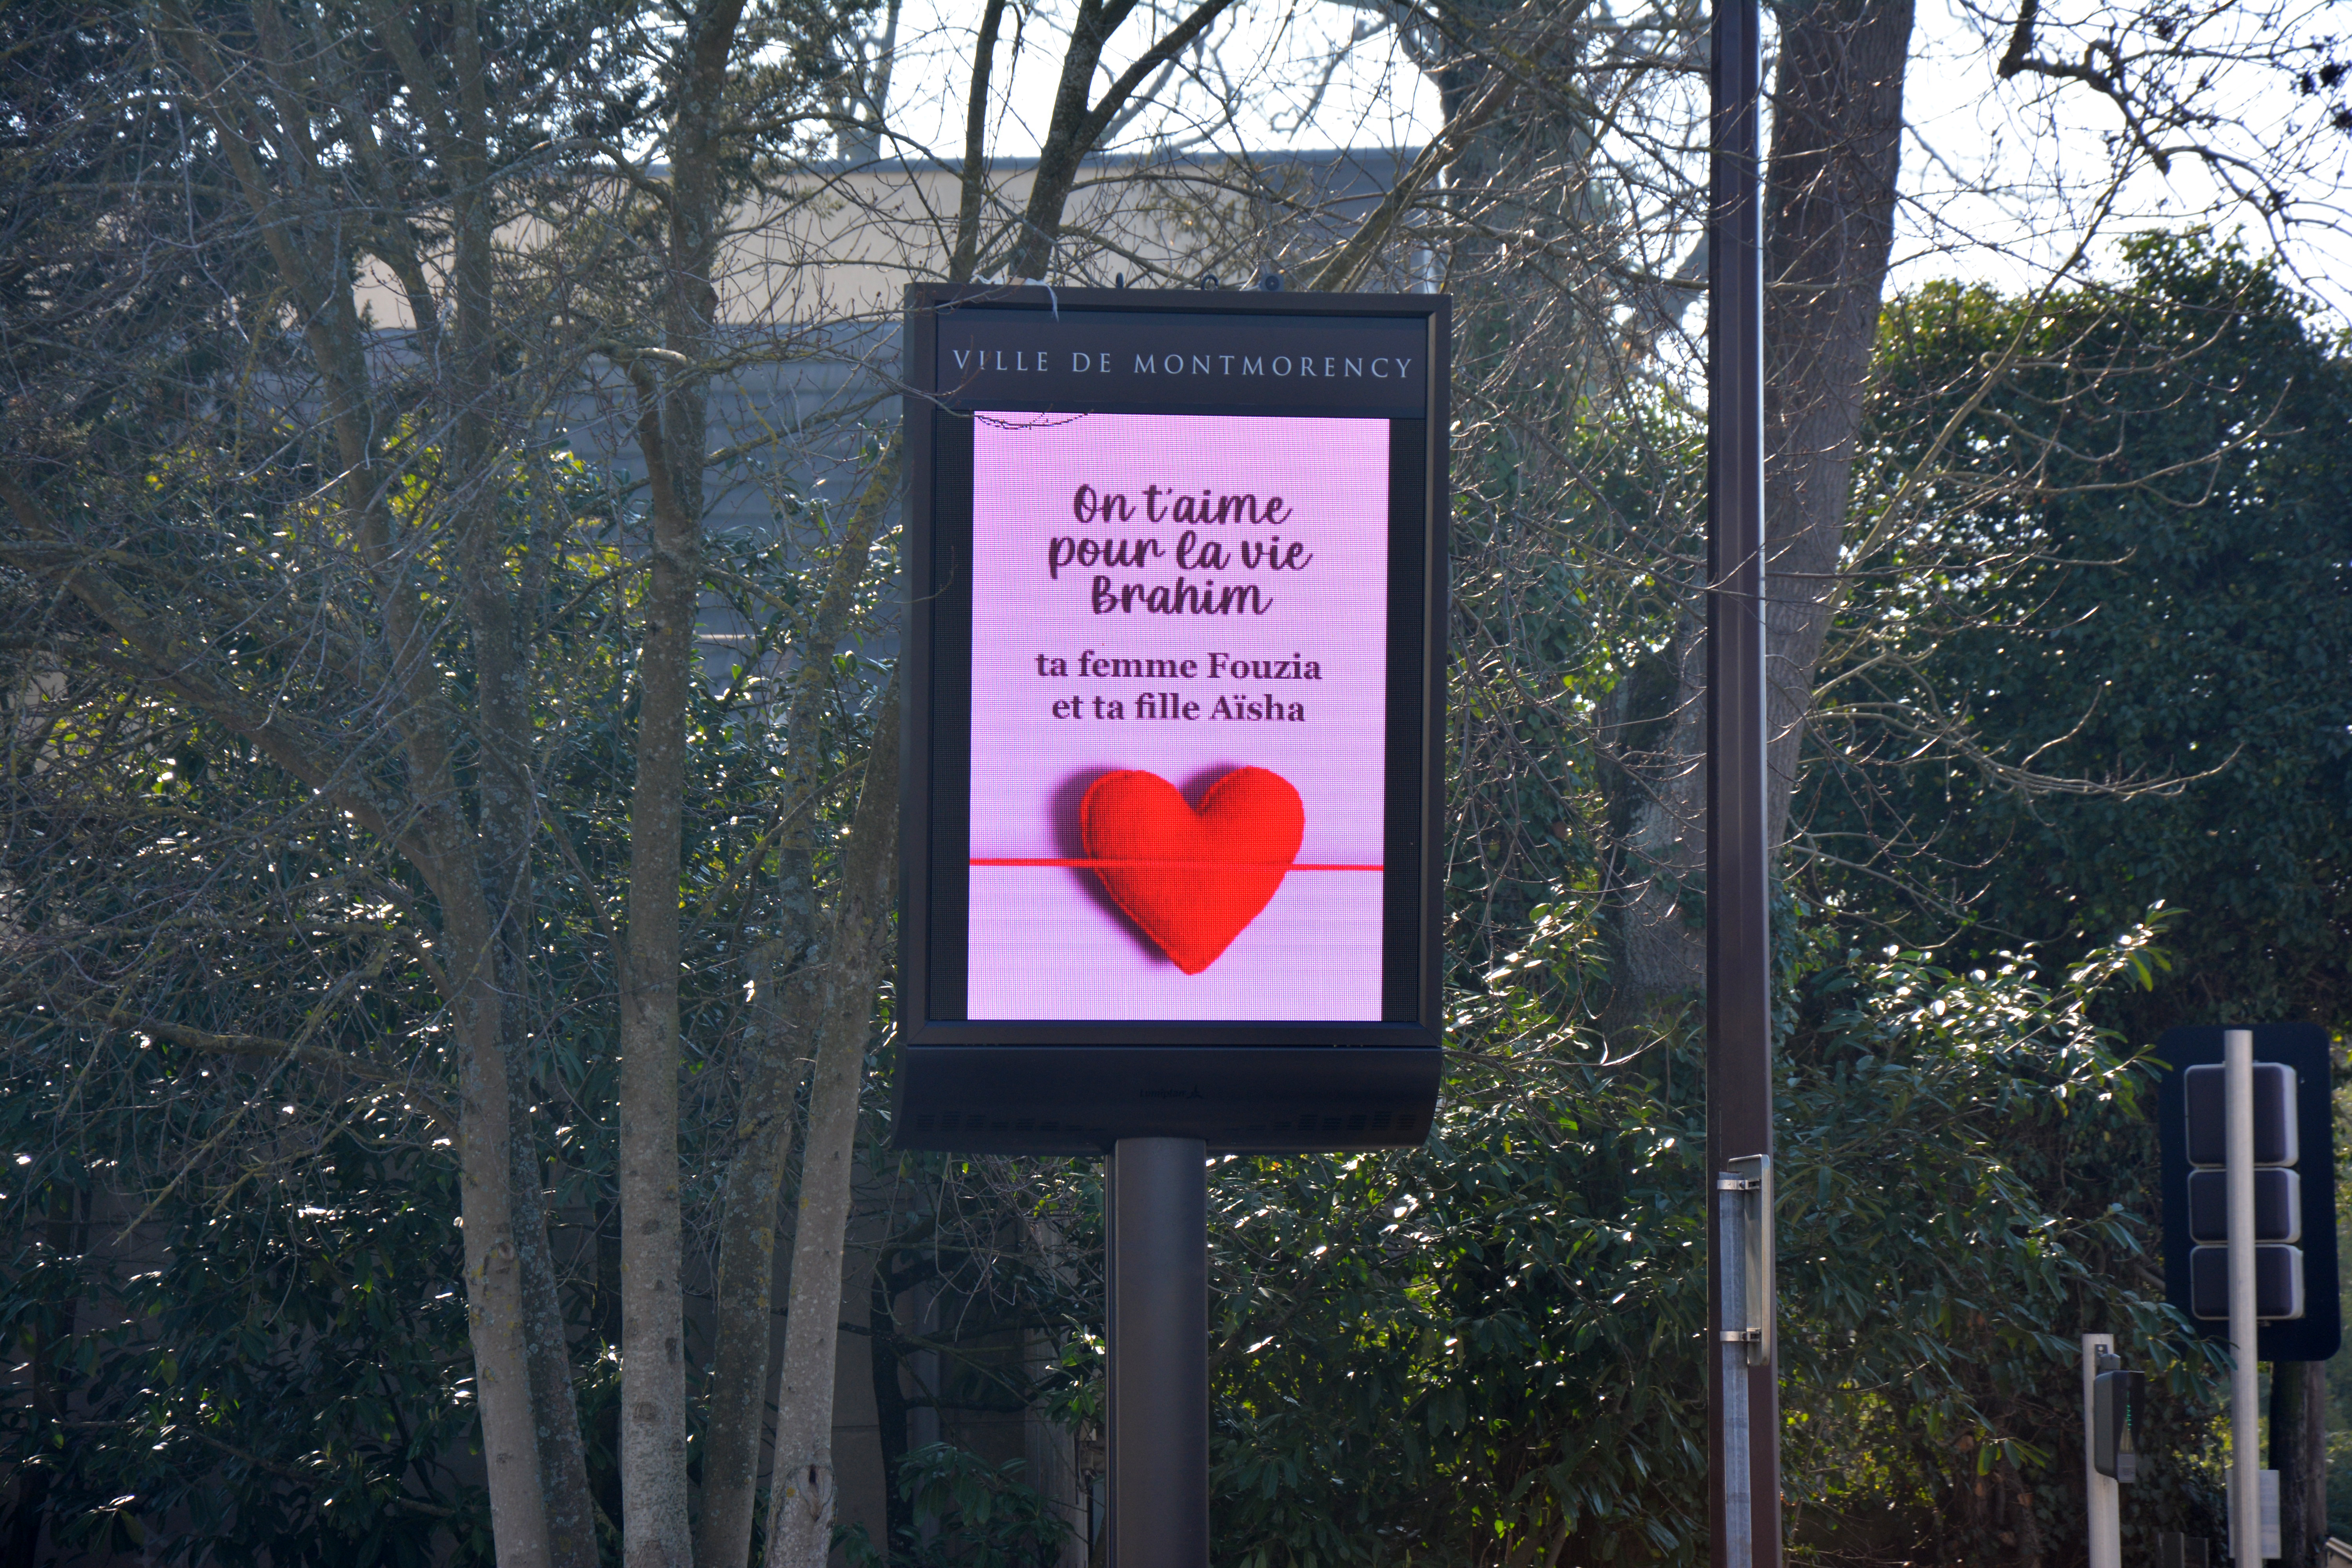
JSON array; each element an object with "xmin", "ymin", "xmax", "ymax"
[{"xmin": 1079, "ymin": 767, "xmax": 1305, "ymax": 974}]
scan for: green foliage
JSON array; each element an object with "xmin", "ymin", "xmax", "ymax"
[
  {"xmin": 9, "ymin": 91, "xmax": 2313, "ymax": 1562},
  {"xmin": 1440, "ymin": 385, "xmax": 1705, "ymax": 982},
  {"xmin": 0, "ymin": 426, "xmax": 894, "ymax": 1556},
  {"xmin": 1769, "ymin": 920, "xmax": 2224, "ymax": 1563},
  {"xmin": 837, "ymin": 1444, "xmax": 1076, "ymax": 1568},
  {"xmin": 869, "ymin": 245, "xmax": 2329, "ymax": 1567},
  {"xmin": 1191, "ymin": 901, "xmax": 2221, "ymax": 1566},
  {"xmin": 0, "ymin": 1116, "xmax": 492, "ymax": 1566},
  {"xmin": 1818, "ymin": 231, "xmax": 2352, "ymax": 1038}
]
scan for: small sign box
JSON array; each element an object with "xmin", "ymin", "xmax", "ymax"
[{"xmin": 894, "ymin": 285, "xmax": 1450, "ymax": 1155}]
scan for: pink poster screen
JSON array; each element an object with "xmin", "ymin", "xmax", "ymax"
[{"xmin": 965, "ymin": 411, "xmax": 1390, "ymax": 1022}]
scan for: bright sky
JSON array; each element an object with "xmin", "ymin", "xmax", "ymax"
[
  {"xmin": 864, "ymin": 0, "xmax": 2352, "ymax": 321},
  {"xmin": 872, "ymin": 0, "xmax": 1442, "ymax": 166},
  {"xmin": 1895, "ymin": 0, "xmax": 2352, "ymax": 317}
]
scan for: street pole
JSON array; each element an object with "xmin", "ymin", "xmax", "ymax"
[
  {"xmin": 2083, "ymin": 1333, "xmax": 2120, "ymax": 1568},
  {"xmin": 2226, "ymin": 1029, "xmax": 2262, "ymax": 1566},
  {"xmin": 1106, "ymin": 1137, "xmax": 1209, "ymax": 1568},
  {"xmin": 1707, "ymin": 0, "xmax": 1777, "ymax": 1563}
]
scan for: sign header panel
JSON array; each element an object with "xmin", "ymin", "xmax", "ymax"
[
  {"xmin": 896, "ymin": 285, "xmax": 1448, "ymax": 1154},
  {"xmin": 934, "ymin": 308, "xmax": 1428, "ymax": 413}
]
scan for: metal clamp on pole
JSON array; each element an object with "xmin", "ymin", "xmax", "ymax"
[{"xmin": 1715, "ymin": 1154, "xmax": 1775, "ymax": 1367}]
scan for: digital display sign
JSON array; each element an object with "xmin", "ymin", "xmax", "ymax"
[
  {"xmin": 896, "ymin": 287, "xmax": 1448, "ymax": 1154},
  {"xmin": 968, "ymin": 410, "xmax": 1389, "ymax": 1019}
]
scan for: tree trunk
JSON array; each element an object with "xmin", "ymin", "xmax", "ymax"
[
  {"xmin": 445, "ymin": 882, "xmax": 558, "ymax": 1568},
  {"xmin": 1757, "ymin": 0, "xmax": 1917, "ymax": 844},
  {"xmin": 442, "ymin": 0, "xmax": 600, "ymax": 1545},
  {"xmin": 762, "ymin": 679, "xmax": 901, "ymax": 1568},
  {"xmin": 698, "ymin": 426, "xmax": 904, "ymax": 1568},
  {"xmin": 696, "ymin": 988, "xmax": 813, "ymax": 1568},
  {"xmin": 949, "ymin": 0, "xmax": 1011, "ymax": 283},
  {"xmin": 1002, "ymin": 0, "xmax": 1240, "ymax": 281},
  {"xmin": 1613, "ymin": 624, "xmax": 1710, "ymax": 1002},
  {"xmin": 146, "ymin": 10, "xmax": 576, "ymax": 1557},
  {"xmin": 2271, "ymin": 1359, "xmax": 2328, "ymax": 1568},
  {"xmin": 1612, "ymin": 0, "xmax": 1916, "ymax": 1005},
  {"xmin": 615, "ymin": 4, "xmax": 750, "ymax": 1560},
  {"xmin": 712, "ymin": 61, "xmax": 996, "ymax": 1557},
  {"xmin": 513, "ymin": 1122, "xmax": 601, "ymax": 1567},
  {"xmin": 616, "ymin": 380, "xmax": 702, "ymax": 1568}
]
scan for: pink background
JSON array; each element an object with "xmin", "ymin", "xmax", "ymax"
[{"xmin": 966, "ymin": 412, "xmax": 1390, "ymax": 1021}]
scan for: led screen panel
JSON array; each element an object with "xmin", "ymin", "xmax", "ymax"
[
  {"xmin": 966, "ymin": 411, "xmax": 1388, "ymax": 1021},
  {"xmin": 896, "ymin": 286, "xmax": 1448, "ymax": 1154}
]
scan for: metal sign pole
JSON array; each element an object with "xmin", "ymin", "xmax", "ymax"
[
  {"xmin": 2083, "ymin": 1333, "xmax": 2121, "ymax": 1568},
  {"xmin": 1707, "ymin": 0, "xmax": 1778, "ymax": 1564},
  {"xmin": 1106, "ymin": 1138, "xmax": 1209, "ymax": 1568},
  {"xmin": 2225, "ymin": 1029, "xmax": 2261, "ymax": 1567}
]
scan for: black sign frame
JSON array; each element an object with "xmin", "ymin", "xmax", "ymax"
[
  {"xmin": 894, "ymin": 284, "xmax": 1449, "ymax": 1155},
  {"xmin": 2154, "ymin": 1022, "xmax": 2339, "ymax": 1361}
]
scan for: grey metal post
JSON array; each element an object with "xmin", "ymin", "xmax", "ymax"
[
  {"xmin": 1708, "ymin": 0, "xmax": 1778, "ymax": 1562},
  {"xmin": 2083, "ymin": 1333, "xmax": 2120, "ymax": 1568},
  {"xmin": 1107, "ymin": 1137, "xmax": 1209, "ymax": 1568},
  {"xmin": 2226, "ymin": 1029, "xmax": 2262, "ymax": 1566}
]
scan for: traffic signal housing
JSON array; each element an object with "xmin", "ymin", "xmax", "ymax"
[
  {"xmin": 2156, "ymin": 1024, "xmax": 2339, "ymax": 1362},
  {"xmin": 2093, "ymin": 1354, "xmax": 2144, "ymax": 1483}
]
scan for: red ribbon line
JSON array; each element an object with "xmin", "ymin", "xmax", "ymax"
[{"xmin": 970, "ymin": 857, "xmax": 1383, "ymax": 871}]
